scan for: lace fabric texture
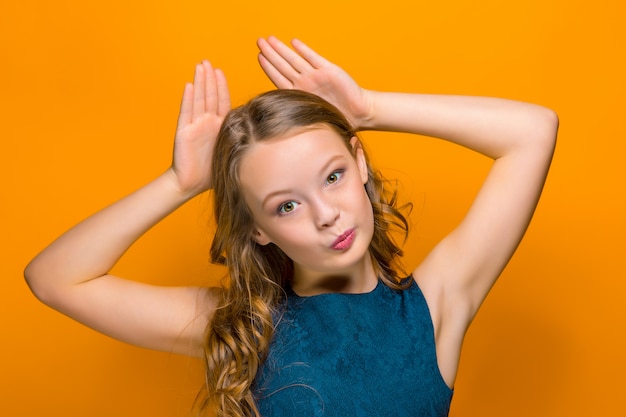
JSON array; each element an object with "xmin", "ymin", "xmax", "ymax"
[{"xmin": 253, "ymin": 278, "xmax": 453, "ymax": 416}]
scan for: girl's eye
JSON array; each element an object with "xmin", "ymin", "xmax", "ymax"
[
  {"xmin": 278, "ymin": 201, "xmax": 299, "ymax": 215},
  {"xmin": 326, "ymin": 170, "xmax": 344, "ymax": 185}
]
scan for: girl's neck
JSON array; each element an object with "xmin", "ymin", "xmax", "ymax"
[{"xmin": 290, "ymin": 256, "xmax": 378, "ymax": 297}]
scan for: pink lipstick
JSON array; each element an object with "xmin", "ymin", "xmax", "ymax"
[{"xmin": 330, "ymin": 228, "xmax": 355, "ymax": 250}]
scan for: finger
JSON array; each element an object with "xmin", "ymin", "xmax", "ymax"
[
  {"xmin": 266, "ymin": 36, "xmax": 313, "ymax": 74},
  {"xmin": 177, "ymin": 83, "xmax": 194, "ymax": 127},
  {"xmin": 202, "ymin": 60, "xmax": 218, "ymax": 114},
  {"xmin": 257, "ymin": 37, "xmax": 305, "ymax": 80},
  {"xmin": 214, "ymin": 68, "xmax": 231, "ymax": 116},
  {"xmin": 258, "ymin": 53, "xmax": 293, "ymax": 89},
  {"xmin": 192, "ymin": 63, "xmax": 206, "ymax": 120},
  {"xmin": 291, "ymin": 38, "xmax": 330, "ymax": 69}
]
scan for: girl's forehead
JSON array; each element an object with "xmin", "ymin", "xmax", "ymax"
[
  {"xmin": 238, "ymin": 127, "xmax": 353, "ymax": 193},
  {"xmin": 245, "ymin": 126, "xmax": 350, "ymax": 164},
  {"xmin": 262, "ymin": 123, "xmax": 346, "ymax": 144}
]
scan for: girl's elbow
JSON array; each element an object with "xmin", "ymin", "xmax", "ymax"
[
  {"xmin": 24, "ymin": 261, "xmax": 58, "ymax": 307},
  {"xmin": 519, "ymin": 105, "xmax": 558, "ymax": 155},
  {"xmin": 536, "ymin": 106, "xmax": 559, "ymax": 146}
]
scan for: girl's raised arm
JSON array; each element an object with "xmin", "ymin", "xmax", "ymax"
[
  {"xmin": 258, "ymin": 37, "xmax": 558, "ymax": 385},
  {"xmin": 24, "ymin": 61, "xmax": 230, "ymax": 357},
  {"xmin": 374, "ymin": 92, "xmax": 557, "ymax": 385}
]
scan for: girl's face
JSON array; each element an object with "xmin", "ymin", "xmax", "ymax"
[{"xmin": 239, "ymin": 126, "xmax": 375, "ymax": 284}]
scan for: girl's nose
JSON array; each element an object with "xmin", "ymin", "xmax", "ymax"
[{"xmin": 313, "ymin": 194, "xmax": 340, "ymax": 229}]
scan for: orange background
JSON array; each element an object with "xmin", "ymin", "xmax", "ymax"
[{"xmin": 2, "ymin": 0, "xmax": 624, "ymax": 416}]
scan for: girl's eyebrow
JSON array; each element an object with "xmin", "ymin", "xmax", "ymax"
[{"xmin": 261, "ymin": 154, "xmax": 347, "ymax": 208}]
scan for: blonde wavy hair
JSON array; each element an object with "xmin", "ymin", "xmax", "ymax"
[{"xmin": 195, "ymin": 89, "xmax": 411, "ymax": 417}]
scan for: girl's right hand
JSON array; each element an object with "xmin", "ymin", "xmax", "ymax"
[
  {"xmin": 171, "ymin": 60, "xmax": 230, "ymax": 197},
  {"xmin": 24, "ymin": 60, "xmax": 231, "ymax": 358}
]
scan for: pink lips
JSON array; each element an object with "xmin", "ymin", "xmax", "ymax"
[{"xmin": 330, "ymin": 228, "xmax": 355, "ymax": 250}]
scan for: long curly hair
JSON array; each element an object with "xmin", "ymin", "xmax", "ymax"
[{"xmin": 195, "ymin": 89, "xmax": 411, "ymax": 417}]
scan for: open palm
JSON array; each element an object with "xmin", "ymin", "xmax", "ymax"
[
  {"xmin": 257, "ymin": 37, "xmax": 373, "ymax": 130},
  {"xmin": 172, "ymin": 60, "xmax": 230, "ymax": 195}
]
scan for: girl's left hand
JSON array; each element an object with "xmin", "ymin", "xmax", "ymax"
[{"xmin": 257, "ymin": 37, "xmax": 373, "ymax": 130}]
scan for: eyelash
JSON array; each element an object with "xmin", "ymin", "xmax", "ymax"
[
  {"xmin": 277, "ymin": 201, "xmax": 298, "ymax": 215},
  {"xmin": 276, "ymin": 169, "xmax": 346, "ymax": 216},
  {"xmin": 325, "ymin": 169, "xmax": 345, "ymax": 186}
]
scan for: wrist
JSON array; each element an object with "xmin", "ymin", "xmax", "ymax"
[
  {"xmin": 355, "ymin": 89, "xmax": 379, "ymax": 131},
  {"xmin": 161, "ymin": 168, "xmax": 205, "ymax": 203}
]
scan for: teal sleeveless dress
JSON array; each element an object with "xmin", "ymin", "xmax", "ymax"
[{"xmin": 253, "ymin": 278, "xmax": 453, "ymax": 416}]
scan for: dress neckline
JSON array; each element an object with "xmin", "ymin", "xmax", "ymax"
[{"xmin": 286, "ymin": 278, "xmax": 383, "ymax": 299}]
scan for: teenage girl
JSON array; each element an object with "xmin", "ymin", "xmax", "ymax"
[{"xmin": 25, "ymin": 37, "xmax": 558, "ymax": 416}]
